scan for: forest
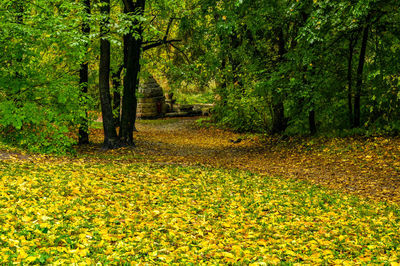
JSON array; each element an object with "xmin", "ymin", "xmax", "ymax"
[
  {"xmin": 1, "ymin": 0, "xmax": 400, "ymax": 264},
  {"xmin": 1, "ymin": 0, "xmax": 399, "ymax": 152}
]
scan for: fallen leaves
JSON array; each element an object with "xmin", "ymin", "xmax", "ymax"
[
  {"xmin": 0, "ymin": 158, "xmax": 400, "ymax": 264},
  {"xmin": 110, "ymin": 117, "xmax": 400, "ymax": 203},
  {"xmin": 1, "ymin": 117, "xmax": 400, "ymax": 263}
]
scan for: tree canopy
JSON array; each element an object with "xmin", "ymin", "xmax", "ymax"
[{"xmin": 0, "ymin": 0, "xmax": 400, "ymax": 153}]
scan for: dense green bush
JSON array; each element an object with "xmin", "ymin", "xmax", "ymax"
[{"xmin": 0, "ymin": 1, "xmax": 88, "ymax": 153}]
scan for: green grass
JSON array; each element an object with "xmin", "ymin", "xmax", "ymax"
[
  {"xmin": 174, "ymin": 91, "xmax": 214, "ymax": 105},
  {"xmin": 90, "ymin": 121, "xmax": 103, "ymax": 130}
]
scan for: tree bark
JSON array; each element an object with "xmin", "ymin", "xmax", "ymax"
[
  {"xmin": 309, "ymin": 109, "xmax": 316, "ymax": 135},
  {"xmin": 99, "ymin": 0, "xmax": 119, "ymax": 148},
  {"xmin": 347, "ymin": 37, "xmax": 355, "ymax": 128},
  {"xmin": 271, "ymin": 101, "xmax": 287, "ymax": 134},
  {"xmin": 354, "ymin": 18, "xmax": 370, "ymax": 128},
  {"xmin": 120, "ymin": 0, "xmax": 145, "ymax": 146},
  {"xmin": 112, "ymin": 65, "xmax": 124, "ymax": 127},
  {"xmin": 78, "ymin": 0, "xmax": 90, "ymax": 145}
]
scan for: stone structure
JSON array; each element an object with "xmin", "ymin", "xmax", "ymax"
[
  {"xmin": 137, "ymin": 76, "xmax": 166, "ymax": 119},
  {"xmin": 164, "ymin": 92, "xmax": 176, "ymax": 113}
]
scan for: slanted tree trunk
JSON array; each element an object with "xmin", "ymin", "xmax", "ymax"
[
  {"xmin": 112, "ymin": 65, "xmax": 124, "ymax": 127},
  {"xmin": 120, "ymin": 0, "xmax": 145, "ymax": 146},
  {"xmin": 99, "ymin": 0, "xmax": 119, "ymax": 148},
  {"xmin": 78, "ymin": 0, "xmax": 90, "ymax": 145},
  {"xmin": 354, "ymin": 18, "xmax": 370, "ymax": 128}
]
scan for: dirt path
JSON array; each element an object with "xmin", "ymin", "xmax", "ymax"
[
  {"xmin": 3, "ymin": 117, "xmax": 398, "ymax": 203},
  {"xmin": 83, "ymin": 117, "xmax": 400, "ymax": 203}
]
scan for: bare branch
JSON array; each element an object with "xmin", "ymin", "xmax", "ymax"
[
  {"xmin": 169, "ymin": 42, "xmax": 190, "ymax": 63},
  {"xmin": 142, "ymin": 39, "xmax": 182, "ymax": 51}
]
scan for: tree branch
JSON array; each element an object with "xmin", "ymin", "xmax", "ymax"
[
  {"xmin": 142, "ymin": 39, "xmax": 181, "ymax": 51},
  {"xmin": 164, "ymin": 17, "xmax": 174, "ymax": 41},
  {"xmin": 142, "ymin": 16, "xmax": 180, "ymax": 51},
  {"xmin": 169, "ymin": 42, "xmax": 190, "ymax": 63}
]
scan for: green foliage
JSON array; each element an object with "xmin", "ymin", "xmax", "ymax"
[
  {"xmin": 0, "ymin": 1, "xmax": 91, "ymax": 153},
  {"xmin": 174, "ymin": 89, "xmax": 214, "ymax": 105},
  {"xmin": 174, "ymin": 0, "xmax": 400, "ymax": 136},
  {"xmin": 212, "ymin": 85, "xmax": 268, "ymax": 133},
  {"xmin": 1, "ymin": 0, "xmax": 400, "ymax": 152}
]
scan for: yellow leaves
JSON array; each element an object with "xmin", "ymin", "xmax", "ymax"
[
  {"xmin": 332, "ymin": 259, "xmax": 354, "ymax": 265},
  {"xmin": 257, "ymin": 239, "xmax": 268, "ymax": 246},
  {"xmin": 221, "ymin": 251, "xmax": 235, "ymax": 259},
  {"xmin": 77, "ymin": 248, "xmax": 90, "ymax": 257},
  {"xmin": 231, "ymin": 244, "xmax": 242, "ymax": 254},
  {"xmin": 222, "ymin": 222, "xmax": 231, "ymax": 228},
  {"xmin": 157, "ymin": 254, "xmax": 173, "ymax": 263},
  {"xmin": 16, "ymin": 249, "xmax": 28, "ymax": 260},
  {"xmin": 285, "ymin": 249, "xmax": 297, "ymax": 257},
  {"xmin": 175, "ymin": 246, "xmax": 190, "ymax": 253},
  {"xmin": 25, "ymin": 256, "xmax": 39, "ymax": 264},
  {"xmin": 21, "ymin": 215, "xmax": 33, "ymax": 222},
  {"xmin": 40, "ymin": 215, "xmax": 52, "ymax": 222},
  {"xmin": 103, "ymin": 246, "xmax": 114, "ymax": 255},
  {"xmin": 2, "ymin": 131, "xmax": 400, "ymax": 265}
]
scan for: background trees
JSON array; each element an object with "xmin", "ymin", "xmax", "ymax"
[
  {"xmin": 0, "ymin": 0, "xmax": 399, "ymax": 153},
  {"xmin": 173, "ymin": 0, "xmax": 400, "ymax": 135}
]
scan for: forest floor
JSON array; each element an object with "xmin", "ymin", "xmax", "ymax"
[
  {"xmin": 84, "ymin": 116, "xmax": 400, "ymax": 203},
  {"xmin": 1, "ymin": 117, "xmax": 400, "ymax": 264}
]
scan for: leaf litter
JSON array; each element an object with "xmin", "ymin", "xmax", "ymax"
[{"xmin": 0, "ymin": 117, "xmax": 400, "ymax": 264}]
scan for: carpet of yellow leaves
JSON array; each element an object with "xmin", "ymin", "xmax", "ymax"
[
  {"xmin": 0, "ymin": 117, "xmax": 400, "ymax": 264},
  {"xmin": 1, "ymin": 159, "xmax": 400, "ymax": 264}
]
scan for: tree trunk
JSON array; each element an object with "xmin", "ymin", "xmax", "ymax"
[
  {"xmin": 271, "ymin": 29, "xmax": 287, "ymax": 134},
  {"xmin": 112, "ymin": 65, "xmax": 124, "ymax": 127},
  {"xmin": 271, "ymin": 101, "xmax": 287, "ymax": 134},
  {"xmin": 309, "ymin": 109, "xmax": 316, "ymax": 135},
  {"xmin": 347, "ymin": 38, "xmax": 355, "ymax": 128},
  {"xmin": 354, "ymin": 19, "xmax": 370, "ymax": 128},
  {"xmin": 78, "ymin": 0, "xmax": 90, "ymax": 145},
  {"xmin": 227, "ymin": 33, "xmax": 243, "ymax": 93},
  {"xmin": 120, "ymin": 0, "xmax": 145, "ymax": 146},
  {"xmin": 99, "ymin": 0, "xmax": 119, "ymax": 148}
]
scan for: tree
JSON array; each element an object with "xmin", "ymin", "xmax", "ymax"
[
  {"xmin": 353, "ymin": 14, "xmax": 370, "ymax": 128},
  {"xmin": 78, "ymin": 0, "xmax": 91, "ymax": 145},
  {"xmin": 118, "ymin": 0, "xmax": 182, "ymax": 146},
  {"xmin": 119, "ymin": 0, "xmax": 145, "ymax": 146},
  {"xmin": 0, "ymin": 0, "xmax": 86, "ymax": 153},
  {"xmin": 98, "ymin": 0, "xmax": 119, "ymax": 148}
]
